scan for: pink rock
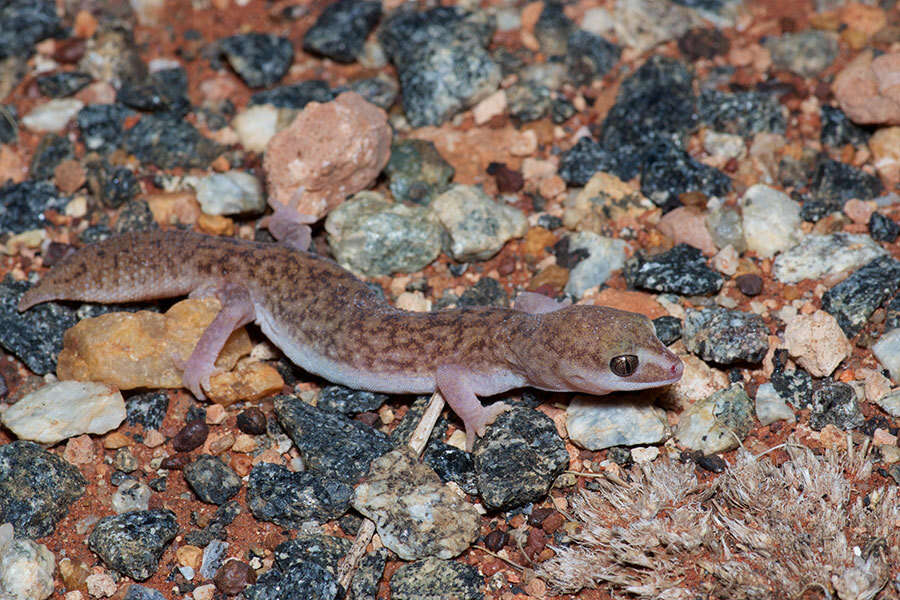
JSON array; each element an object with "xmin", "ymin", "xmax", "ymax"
[
  {"xmin": 657, "ymin": 206, "xmax": 717, "ymax": 256},
  {"xmin": 833, "ymin": 50, "xmax": 900, "ymax": 125},
  {"xmin": 843, "ymin": 198, "xmax": 875, "ymax": 224},
  {"xmin": 263, "ymin": 92, "xmax": 392, "ymax": 221}
]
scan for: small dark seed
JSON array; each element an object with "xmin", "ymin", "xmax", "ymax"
[
  {"xmin": 213, "ymin": 559, "xmax": 256, "ymax": 595},
  {"xmin": 483, "ymin": 529, "xmax": 508, "ymax": 552},
  {"xmin": 172, "ymin": 419, "xmax": 209, "ymax": 452},
  {"xmin": 236, "ymin": 407, "xmax": 267, "ymax": 435},
  {"xmin": 736, "ymin": 273, "xmax": 763, "ymax": 296}
]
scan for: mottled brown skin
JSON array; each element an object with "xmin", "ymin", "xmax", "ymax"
[{"xmin": 19, "ymin": 230, "xmax": 682, "ymax": 447}]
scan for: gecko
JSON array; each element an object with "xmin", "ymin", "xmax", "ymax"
[{"xmin": 18, "ymin": 230, "xmax": 683, "ymax": 449}]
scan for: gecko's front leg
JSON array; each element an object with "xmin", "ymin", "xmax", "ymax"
[
  {"xmin": 182, "ymin": 282, "xmax": 255, "ymax": 399},
  {"xmin": 436, "ymin": 365, "xmax": 512, "ymax": 451}
]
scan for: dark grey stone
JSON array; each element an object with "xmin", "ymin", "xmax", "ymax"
[
  {"xmin": 124, "ymin": 114, "xmax": 223, "ymax": 169},
  {"xmin": 682, "ymin": 308, "xmax": 769, "ymax": 364},
  {"xmin": 534, "ymin": 1, "xmax": 573, "ymax": 56},
  {"xmin": 565, "ymin": 29, "xmax": 620, "ymax": 86},
  {"xmin": 244, "ymin": 560, "xmax": 341, "ymax": 600},
  {"xmin": 474, "ymin": 407, "xmax": 568, "ymax": 511},
  {"xmin": 36, "ymin": 71, "xmax": 92, "ymax": 98},
  {"xmin": 85, "ymin": 158, "xmax": 140, "ymax": 208},
  {"xmin": 273, "ymin": 534, "xmax": 388, "ymax": 600},
  {"xmin": 599, "ymin": 56, "xmax": 696, "ymax": 151},
  {"xmin": 88, "ymin": 510, "xmax": 178, "ymax": 581},
  {"xmin": 274, "ymin": 395, "xmax": 393, "ymax": 483},
  {"xmin": 221, "ymin": 33, "xmax": 293, "ymax": 88},
  {"xmin": 458, "ymin": 277, "xmax": 508, "ymax": 308},
  {"xmin": 698, "ymin": 88, "xmax": 785, "ymax": 136},
  {"xmin": 246, "ymin": 462, "xmax": 352, "ymax": 527},
  {"xmin": 118, "ymin": 68, "xmax": 190, "ymax": 116},
  {"xmin": 0, "ymin": 441, "xmax": 86, "ymax": 538},
  {"xmin": 810, "ymin": 157, "xmax": 883, "ymax": 213},
  {"xmin": 341, "ymin": 74, "xmax": 398, "ymax": 110},
  {"xmin": 0, "ymin": 275, "xmax": 76, "ymax": 375},
  {"xmin": 820, "ymin": 105, "xmax": 871, "ymax": 147},
  {"xmin": 0, "ymin": 0, "xmax": 61, "ymax": 60},
  {"xmin": 423, "ymin": 441, "xmax": 477, "ymax": 495},
  {"xmin": 869, "ymin": 212, "xmax": 899, "ymax": 243},
  {"xmin": 385, "ymin": 139, "xmax": 454, "ymax": 205},
  {"xmin": 29, "ymin": 132, "xmax": 74, "ymax": 180},
  {"xmin": 653, "ymin": 315, "xmax": 682, "ymax": 346},
  {"xmin": 302, "ymin": 0, "xmax": 381, "ymax": 63},
  {"xmin": 183, "ymin": 455, "xmax": 241, "ymax": 505},
  {"xmin": 0, "ymin": 179, "xmax": 68, "ymax": 234},
  {"xmin": 317, "ymin": 385, "xmax": 388, "ymax": 414},
  {"xmin": 550, "ymin": 96, "xmax": 576, "ymax": 123},
  {"xmin": 639, "ymin": 135, "xmax": 731, "ymax": 206},
  {"xmin": 123, "ymin": 585, "xmax": 167, "ymax": 600},
  {"xmin": 770, "ymin": 368, "xmax": 815, "ymax": 409},
  {"xmin": 249, "ymin": 79, "xmax": 335, "ymax": 109},
  {"xmin": 390, "ymin": 558, "xmax": 483, "ymax": 600},
  {"xmin": 809, "ymin": 382, "xmax": 864, "ymax": 431},
  {"xmin": 625, "ymin": 244, "xmax": 724, "ymax": 296},
  {"xmin": 558, "ymin": 136, "xmax": 621, "ymax": 186},
  {"xmin": 77, "ymin": 103, "xmax": 132, "ymax": 152},
  {"xmin": 113, "ymin": 199, "xmax": 158, "ymax": 233},
  {"xmin": 0, "ymin": 105, "xmax": 17, "ymax": 143},
  {"xmin": 822, "ymin": 256, "xmax": 900, "ymax": 337},
  {"xmin": 379, "ymin": 7, "xmax": 499, "ymax": 127},
  {"xmin": 506, "ymin": 81, "xmax": 552, "ymax": 122}
]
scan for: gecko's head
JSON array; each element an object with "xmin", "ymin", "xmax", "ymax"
[{"xmin": 511, "ymin": 305, "xmax": 682, "ymax": 395}]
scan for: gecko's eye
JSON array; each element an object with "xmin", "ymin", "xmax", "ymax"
[{"xmin": 610, "ymin": 354, "xmax": 638, "ymax": 377}]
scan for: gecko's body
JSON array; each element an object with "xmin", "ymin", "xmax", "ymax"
[{"xmin": 19, "ymin": 230, "xmax": 682, "ymax": 447}]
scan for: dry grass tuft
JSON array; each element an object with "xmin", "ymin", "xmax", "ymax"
[{"xmin": 538, "ymin": 439, "xmax": 899, "ymax": 599}]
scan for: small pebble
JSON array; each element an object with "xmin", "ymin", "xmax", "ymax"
[
  {"xmin": 236, "ymin": 407, "xmax": 267, "ymax": 435},
  {"xmin": 173, "ymin": 419, "xmax": 209, "ymax": 452},
  {"xmin": 735, "ymin": 273, "xmax": 763, "ymax": 296},
  {"xmin": 214, "ymin": 560, "xmax": 257, "ymax": 595}
]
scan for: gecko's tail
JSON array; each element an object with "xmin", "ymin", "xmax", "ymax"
[{"xmin": 17, "ymin": 230, "xmax": 216, "ymax": 312}]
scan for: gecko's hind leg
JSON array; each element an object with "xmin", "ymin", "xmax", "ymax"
[
  {"xmin": 182, "ymin": 282, "xmax": 255, "ymax": 399},
  {"xmin": 436, "ymin": 365, "xmax": 511, "ymax": 451}
]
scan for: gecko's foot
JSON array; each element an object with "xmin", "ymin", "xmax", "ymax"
[
  {"xmin": 178, "ymin": 355, "xmax": 219, "ymax": 400},
  {"xmin": 262, "ymin": 200, "xmax": 316, "ymax": 252},
  {"xmin": 464, "ymin": 401, "xmax": 512, "ymax": 452}
]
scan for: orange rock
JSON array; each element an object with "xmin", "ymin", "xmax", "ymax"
[
  {"xmin": 197, "ymin": 212, "xmax": 235, "ymax": 236},
  {"xmin": 0, "ymin": 145, "xmax": 27, "ymax": 183},
  {"xmin": 210, "ymin": 154, "xmax": 230, "ymax": 172},
  {"xmin": 522, "ymin": 227, "xmax": 557, "ymax": 258},
  {"xmin": 231, "ymin": 454, "xmax": 253, "ymax": 477},
  {"xmin": 53, "ymin": 159, "xmax": 87, "ymax": 195},
  {"xmin": 206, "ymin": 432, "xmax": 235, "ymax": 455},
  {"xmin": 103, "ymin": 432, "xmax": 131, "ymax": 449},
  {"xmin": 57, "ymin": 298, "xmax": 252, "ymax": 391},
  {"xmin": 527, "ymin": 264, "xmax": 570, "ymax": 294},
  {"xmin": 73, "ymin": 10, "xmax": 98, "ymax": 38},
  {"xmin": 207, "ymin": 361, "xmax": 284, "ymax": 407},
  {"xmin": 869, "ymin": 126, "xmax": 900, "ymax": 188},
  {"xmin": 144, "ymin": 191, "xmax": 201, "ymax": 226},
  {"xmin": 264, "ymin": 92, "xmax": 391, "ymax": 221},
  {"xmin": 833, "ymin": 50, "xmax": 900, "ymax": 125},
  {"xmin": 589, "ymin": 289, "xmax": 667, "ymax": 319},
  {"xmin": 176, "ymin": 545, "xmax": 203, "ymax": 570},
  {"xmin": 840, "ymin": 3, "xmax": 887, "ymax": 36}
]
